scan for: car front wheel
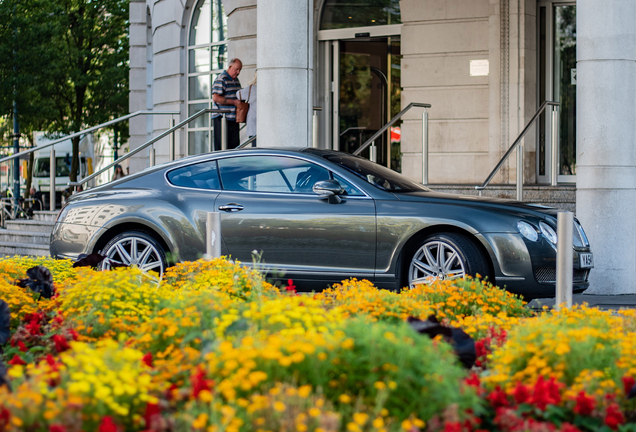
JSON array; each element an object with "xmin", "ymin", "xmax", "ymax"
[
  {"xmin": 408, "ymin": 232, "xmax": 489, "ymax": 288},
  {"xmin": 100, "ymin": 231, "xmax": 167, "ymax": 278}
]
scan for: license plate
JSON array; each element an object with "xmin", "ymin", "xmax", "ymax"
[{"xmin": 579, "ymin": 253, "xmax": 594, "ymax": 268}]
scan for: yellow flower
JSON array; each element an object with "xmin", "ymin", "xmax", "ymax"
[{"xmin": 339, "ymin": 394, "xmax": 352, "ymax": 404}]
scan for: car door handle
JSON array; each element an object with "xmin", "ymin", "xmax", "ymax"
[{"xmin": 218, "ymin": 203, "xmax": 244, "ymax": 212}]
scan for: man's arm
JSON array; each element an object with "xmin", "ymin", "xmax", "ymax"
[{"xmin": 212, "ymin": 94, "xmax": 239, "ymax": 106}]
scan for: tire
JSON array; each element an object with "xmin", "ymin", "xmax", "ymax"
[
  {"xmin": 407, "ymin": 232, "xmax": 489, "ymax": 288},
  {"xmin": 100, "ymin": 231, "xmax": 167, "ymax": 278}
]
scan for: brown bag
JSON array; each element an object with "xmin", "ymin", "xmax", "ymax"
[{"xmin": 235, "ymin": 86, "xmax": 251, "ymax": 123}]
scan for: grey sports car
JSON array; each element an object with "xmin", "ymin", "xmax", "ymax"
[{"xmin": 50, "ymin": 148, "xmax": 593, "ymax": 298}]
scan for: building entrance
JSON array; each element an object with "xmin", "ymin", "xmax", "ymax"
[
  {"xmin": 317, "ymin": 33, "xmax": 402, "ymax": 171},
  {"xmin": 316, "ymin": 0, "xmax": 402, "ymax": 169},
  {"xmin": 337, "ymin": 37, "xmax": 401, "ymax": 169},
  {"xmin": 538, "ymin": 2, "xmax": 576, "ymax": 183}
]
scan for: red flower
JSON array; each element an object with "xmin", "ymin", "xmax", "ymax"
[
  {"xmin": 7, "ymin": 354, "xmax": 26, "ymax": 366},
  {"xmin": 51, "ymin": 315, "xmax": 65, "ymax": 327},
  {"xmin": 98, "ymin": 416, "xmax": 118, "ymax": 432},
  {"xmin": 474, "ymin": 339, "xmax": 488, "ymax": 367},
  {"xmin": 487, "ymin": 386, "xmax": 509, "ymax": 408},
  {"xmin": 25, "ymin": 319, "xmax": 41, "ymax": 336},
  {"xmin": 465, "ymin": 373, "xmax": 481, "ymax": 388},
  {"xmin": 622, "ymin": 375, "xmax": 635, "ymax": 396},
  {"xmin": 285, "ymin": 279, "xmax": 296, "ymax": 293},
  {"xmin": 17, "ymin": 340, "xmax": 27, "ymax": 352},
  {"xmin": 560, "ymin": 423, "xmax": 582, "ymax": 432},
  {"xmin": 191, "ymin": 368, "xmax": 214, "ymax": 398},
  {"xmin": 513, "ymin": 382, "xmax": 531, "ymax": 404},
  {"xmin": 0, "ymin": 407, "xmax": 10, "ymax": 429},
  {"xmin": 52, "ymin": 334, "xmax": 70, "ymax": 353},
  {"xmin": 144, "ymin": 402, "xmax": 162, "ymax": 429},
  {"xmin": 49, "ymin": 425, "xmax": 67, "ymax": 432},
  {"xmin": 573, "ymin": 391, "xmax": 595, "ymax": 416},
  {"xmin": 604, "ymin": 404, "xmax": 625, "ymax": 430},
  {"xmin": 442, "ymin": 422, "xmax": 462, "ymax": 432},
  {"xmin": 142, "ymin": 352, "xmax": 153, "ymax": 368},
  {"xmin": 530, "ymin": 376, "xmax": 562, "ymax": 411}
]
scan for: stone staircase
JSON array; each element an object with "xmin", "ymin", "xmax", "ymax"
[
  {"xmin": 0, "ymin": 211, "xmax": 59, "ymax": 257},
  {"xmin": 427, "ymin": 184, "xmax": 576, "ymax": 213}
]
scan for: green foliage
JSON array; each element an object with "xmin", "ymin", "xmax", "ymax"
[{"xmin": 0, "ymin": 0, "xmax": 129, "ymax": 181}]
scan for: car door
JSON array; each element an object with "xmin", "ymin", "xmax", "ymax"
[
  {"xmin": 165, "ymin": 159, "xmax": 222, "ymax": 261},
  {"xmin": 215, "ymin": 154, "xmax": 376, "ymax": 289}
]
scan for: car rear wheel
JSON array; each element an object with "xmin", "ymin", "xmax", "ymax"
[
  {"xmin": 408, "ymin": 232, "xmax": 489, "ymax": 288},
  {"xmin": 100, "ymin": 231, "xmax": 167, "ymax": 280}
]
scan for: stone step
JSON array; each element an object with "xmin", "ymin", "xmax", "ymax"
[
  {"xmin": 0, "ymin": 229, "xmax": 50, "ymax": 245},
  {"xmin": 427, "ymin": 184, "xmax": 576, "ymax": 213},
  {"xmin": 5, "ymin": 219, "xmax": 56, "ymax": 233},
  {"xmin": 33, "ymin": 210, "xmax": 60, "ymax": 222},
  {"xmin": 0, "ymin": 241, "xmax": 50, "ymax": 257}
]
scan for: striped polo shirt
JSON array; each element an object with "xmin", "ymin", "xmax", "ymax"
[{"xmin": 211, "ymin": 71, "xmax": 241, "ymax": 121}]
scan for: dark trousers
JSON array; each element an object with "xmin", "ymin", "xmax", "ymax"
[{"xmin": 213, "ymin": 116, "xmax": 240, "ymax": 151}]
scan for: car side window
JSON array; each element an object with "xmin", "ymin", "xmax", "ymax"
[
  {"xmin": 333, "ymin": 174, "xmax": 364, "ymax": 196},
  {"xmin": 218, "ymin": 156, "xmax": 331, "ymax": 194},
  {"xmin": 167, "ymin": 160, "xmax": 220, "ymax": 190}
]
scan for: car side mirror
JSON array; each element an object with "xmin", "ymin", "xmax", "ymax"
[{"xmin": 313, "ymin": 180, "xmax": 345, "ymax": 204}]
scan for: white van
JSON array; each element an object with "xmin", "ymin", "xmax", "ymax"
[{"xmin": 32, "ymin": 132, "xmax": 93, "ymax": 203}]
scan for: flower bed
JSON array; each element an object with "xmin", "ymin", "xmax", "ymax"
[{"xmin": 0, "ymin": 256, "xmax": 635, "ymax": 431}]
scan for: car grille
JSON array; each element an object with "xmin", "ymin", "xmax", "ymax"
[{"xmin": 535, "ymin": 267, "xmax": 590, "ymax": 284}]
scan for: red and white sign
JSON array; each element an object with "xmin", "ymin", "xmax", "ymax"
[{"xmin": 390, "ymin": 126, "xmax": 401, "ymax": 143}]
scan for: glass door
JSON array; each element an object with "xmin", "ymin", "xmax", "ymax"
[
  {"xmin": 538, "ymin": 2, "xmax": 576, "ymax": 183},
  {"xmin": 337, "ymin": 37, "xmax": 401, "ymax": 170}
]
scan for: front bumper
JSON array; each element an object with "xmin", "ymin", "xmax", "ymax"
[{"xmin": 482, "ymin": 232, "xmax": 591, "ymax": 299}]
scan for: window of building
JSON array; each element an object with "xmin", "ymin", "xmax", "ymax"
[
  {"xmin": 187, "ymin": 0, "xmax": 228, "ymax": 155},
  {"xmin": 320, "ymin": 0, "xmax": 401, "ymax": 30}
]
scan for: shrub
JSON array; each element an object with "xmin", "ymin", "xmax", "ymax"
[
  {"xmin": 484, "ymin": 305, "xmax": 636, "ymax": 412},
  {"xmin": 162, "ymin": 258, "xmax": 278, "ymax": 301},
  {"xmin": 404, "ymin": 276, "xmax": 532, "ymax": 321},
  {"xmin": 0, "ymin": 256, "xmax": 77, "ymax": 284},
  {"xmin": 1, "ymin": 339, "xmax": 156, "ymax": 431},
  {"xmin": 57, "ymin": 267, "xmax": 175, "ymax": 340},
  {"xmin": 314, "ymin": 279, "xmax": 433, "ymax": 323},
  {"xmin": 198, "ymin": 318, "xmax": 479, "ymax": 423}
]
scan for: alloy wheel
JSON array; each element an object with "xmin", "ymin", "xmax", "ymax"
[
  {"xmin": 409, "ymin": 240, "xmax": 467, "ymax": 288},
  {"xmin": 102, "ymin": 236, "xmax": 164, "ymax": 280}
]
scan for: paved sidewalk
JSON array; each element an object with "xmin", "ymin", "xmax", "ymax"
[{"xmin": 528, "ymin": 294, "xmax": 636, "ymax": 311}]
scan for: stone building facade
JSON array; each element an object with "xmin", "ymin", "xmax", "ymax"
[{"xmin": 130, "ymin": 0, "xmax": 636, "ymax": 294}]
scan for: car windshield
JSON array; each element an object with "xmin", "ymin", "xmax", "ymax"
[{"xmin": 325, "ymin": 154, "xmax": 430, "ymax": 193}]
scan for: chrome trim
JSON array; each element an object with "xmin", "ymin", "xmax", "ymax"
[
  {"xmin": 163, "ymin": 151, "xmax": 373, "ymax": 199},
  {"xmin": 218, "ymin": 204, "xmax": 244, "ymax": 212}
]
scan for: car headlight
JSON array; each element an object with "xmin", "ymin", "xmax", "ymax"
[
  {"xmin": 517, "ymin": 221, "xmax": 539, "ymax": 242},
  {"xmin": 573, "ymin": 218, "xmax": 590, "ymax": 247},
  {"xmin": 540, "ymin": 221, "xmax": 557, "ymax": 244}
]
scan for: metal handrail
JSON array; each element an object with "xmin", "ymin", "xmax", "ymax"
[
  {"xmin": 340, "ymin": 126, "xmax": 366, "ymax": 137},
  {"xmin": 0, "ymin": 110, "xmax": 179, "ymax": 165},
  {"xmin": 69, "ymin": 108, "xmax": 231, "ymax": 188},
  {"xmin": 352, "ymin": 102, "xmax": 431, "ymax": 156},
  {"xmin": 475, "ymin": 101, "xmax": 560, "ymax": 199},
  {"xmin": 237, "ymin": 135, "xmax": 257, "ymax": 149}
]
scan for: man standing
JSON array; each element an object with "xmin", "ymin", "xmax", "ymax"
[{"xmin": 212, "ymin": 58, "xmax": 242, "ymax": 150}]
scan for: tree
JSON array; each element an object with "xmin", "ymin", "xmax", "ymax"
[{"xmin": 0, "ymin": 0, "xmax": 129, "ymax": 183}]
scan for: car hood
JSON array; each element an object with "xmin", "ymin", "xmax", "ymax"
[{"xmin": 392, "ymin": 191, "xmax": 560, "ymax": 219}]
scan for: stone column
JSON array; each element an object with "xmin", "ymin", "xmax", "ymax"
[
  {"xmin": 257, "ymin": 0, "xmax": 313, "ymax": 147},
  {"xmin": 576, "ymin": 0, "xmax": 636, "ymax": 294}
]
